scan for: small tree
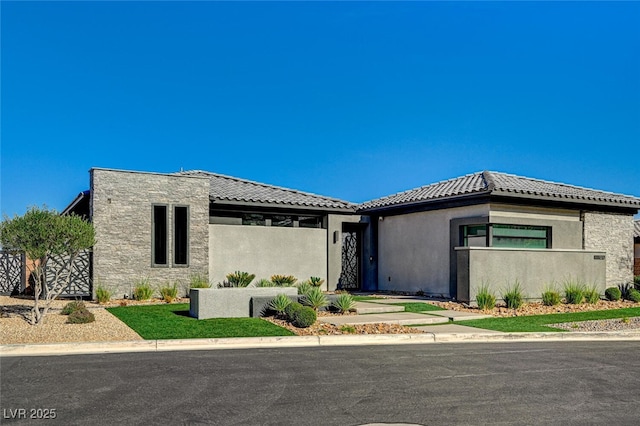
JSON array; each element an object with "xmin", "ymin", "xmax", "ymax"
[{"xmin": 0, "ymin": 206, "xmax": 95, "ymax": 325}]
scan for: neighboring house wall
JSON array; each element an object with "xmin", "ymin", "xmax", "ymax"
[
  {"xmin": 582, "ymin": 211, "xmax": 635, "ymax": 287},
  {"xmin": 209, "ymin": 224, "xmax": 327, "ymax": 287},
  {"xmin": 91, "ymin": 169, "xmax": 210, "ymax": 297},
  {"xmin": 377, "ymin": 204, "xmax": 489, "ymax": 297}
]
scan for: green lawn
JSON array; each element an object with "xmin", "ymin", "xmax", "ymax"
[
  {"xmin": 459, "ymin": 307, "xmax": 640, "ymax": 332},
  {"xmin": 107, "ymin": 303, "xmax": 295, "ymax": 340}
]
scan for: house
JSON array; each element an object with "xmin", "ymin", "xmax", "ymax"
[
  {"xmin": 62, "ymin": 168, "xmax": 640, "ymax": 303},
  {"xmin": 635, "ymin": 220, "xmax": 640, "ymax": 276},
  {"xmin": 63, "ymin": 168, "xmax": 371, "ymax": 298},
  {"xmin": 358, "ymin": 171, "xmax": 639, "ymax": 302}
]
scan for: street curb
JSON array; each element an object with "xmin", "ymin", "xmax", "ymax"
[{"xmin": 2, "ymin": 331, "xmax": 640, "ymax": 357}]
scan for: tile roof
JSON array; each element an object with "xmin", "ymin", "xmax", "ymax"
[
  {"xmin": 635, "ymin": 220, "xmax": 640, "ymax": 238},
  {"xmin": 359, "ymin": 171, "xmax": 640, "ymax": 211},
  {"xmin": 177, "ymin": 170, "xmax": 355, "ymax": 211}
]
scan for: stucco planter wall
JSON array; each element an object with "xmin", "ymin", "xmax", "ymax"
[{"xmin": 189, "ymin": 287, "xmax": 298, "ymax": 319}]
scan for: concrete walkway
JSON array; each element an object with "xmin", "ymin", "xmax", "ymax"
[{"xmin": 324, "ymin": 299, "xmax": 493, "ymax": 328}]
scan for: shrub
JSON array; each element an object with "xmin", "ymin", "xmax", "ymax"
[
  {"xmin": 66, "ymin": 308, "xmax": 95, "ymax": 324},
  {"xmin": 475, "ymin": 283, "xmax": 496, "ymax": 310},
  {"xmin": 189, "ymin": 272, "xmax": 211, "ymax": 289},
  {"xmin": 292, "ymin": 306, "xmax": 317, "ymax": 328},
  {"xmin": 563, "ymin": 281, "xmax": 584, "ymax": 304},
  {"xmin": 340, "ymin": 325, "xmax": 356, "ymax": 334},
  {"xmin": 605, "ymin": 287, "xmax": 622, "ymax": 301},
  {"xmin": 332, "ymin": 293, "xmax": 356, "ymax": 314},
  {"xmin": 61, "ymin": 301, "xmax": 86, "ymax": 315},
  {"xmin": 271, "ymin": 274, "xmax": 297, "ymax": 287},
  {"xmin": 628, "ymin": 289, "xmax": 640, "ymax": 303},
  {"xmin": 95, "ymin": 286, "xmax": 112, "ymax": 304},
  {"xmin": 501, "ymin": 281, "xmax": 524, "ymax": 310},
  {"xmin": 635, "ymin": 275, "xmax": 640, "ymax": 289},
  {"xmin": 541, "ymin": 287, "xmax": 561, "ymax": 306},
  {"xmin": 584, "ymin": 286, "xmax": 600, "ymax": 304},
  {"xmin": 309, "ymin": 276, "xmax": 324, "ymax": 287},
  {"xmin": 297, "ymin": 281, "xmax": 312, "ymax": 295},
  {"xmin": 268, "ymin": 294, "xmax": 293, "ymax": 316},
  {"xmin": 159, "ymin": 282, "xmax": 179, "ymax": 303},
  {"xmin": 302, "ymin": 287, "xmax": 329, "ymax": 311},
  {"xmin": 133, "ymin": 278, "xmax": 154, "ymax": 300},
  {"xmin": 285, "ymin": 302, "xmax": 304, "ymax": 321},
  {"xmin": 221, "ymin": 271, "xmax": 255, "ymax": 288}
]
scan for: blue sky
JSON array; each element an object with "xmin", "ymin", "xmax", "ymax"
[{"xmin": 2, "ymin": 1, "xmax": 639, "ymax": 218}]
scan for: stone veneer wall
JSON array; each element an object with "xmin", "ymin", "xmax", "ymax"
[
  {"xmin": 91, "ymin": 169, "xmax": 210, "ymax": 298},
  {"xmin": 582, "ymin": 211, "xmax": 634, "ymax": 287}
]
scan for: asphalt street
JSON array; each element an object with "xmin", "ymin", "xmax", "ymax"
[{"xmin": 2, "ymin": 341, "xmax": 640, "ymax": 425}]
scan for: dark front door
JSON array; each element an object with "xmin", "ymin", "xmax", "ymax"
[{"xmin": 339, "ymin": 225, "xmax": 361, "ymax": 290}]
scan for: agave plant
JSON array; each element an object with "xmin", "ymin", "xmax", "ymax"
[
  {"xmin": 297, "ymin": 281, "xmax": 312, "ymax": 295},
  {"xmin": 309, "ymin": 276, "xmax": 325, "ymax": 287},
  {"xmin": 270, "ymin": 274, "xmax": 297, "ymax": 287},
  {"xmin": 255, "ymin": 278, "xmax": 275, "ymax": 287},
  {"xmin": 221, "ymin": 271, "xmax": 255, "ymax": 287},
  {"xmin": 302, "ymin": 287, "xmax": 329, "ymax": 311},
  {"xmin": 332, "ymin": 293, "xmax": 355, "ymax": 314},
  {"xmin": 268, "ymin": 293, "xmax": 293, "ymax": 316}
]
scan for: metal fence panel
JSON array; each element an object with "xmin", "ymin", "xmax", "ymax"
[
  {"xmin": 45, "ymin": 250, "xmax": 93, "ymax": 298},
  {"xmin": 0, "ymin": 251, "xmax": 25, "ymax": 295}
]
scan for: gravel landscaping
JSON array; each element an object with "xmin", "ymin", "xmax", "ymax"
[
  {"xmin": 550, "ymin": 317, "xmax": 640, "ymax": 332},
  {"xmin": 0, "ymin": 296, "xmax": 143, "ymax": 344}
]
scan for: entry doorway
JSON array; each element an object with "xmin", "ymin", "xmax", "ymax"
[{"xmin": 339, "ymin": 224, "xmax": 362, "ymax": 290}]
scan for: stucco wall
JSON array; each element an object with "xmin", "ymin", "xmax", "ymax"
[
  {"xmin": 209, "ymin": 224, "xmax": 327, "ymax": 286},
  {"xmin": 377, "ymin": 205, "xmax": 490, "ymax": 297},
  {"xmin": 91, "ymin": 169, "xmax": 210, "ymax": 298},
  {"xmin": 378, "ymin": 203, "xmax": 595, "ymax": 297},
  {"xmin": 457, "ymin": 247, "xmax": 606, "ymax": 304},
  {"xmin": 583, "ymin": 211, "xmax": 635, "ymax": 287},
  {"xmin": 489, "ymin": 205, "xmax": 583, "ymax": 249}
]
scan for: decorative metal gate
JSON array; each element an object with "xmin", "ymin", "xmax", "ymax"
[
  {"xmin": 44, "ymin": 250, "xmax": 93, "ymax": 298},
  {"xmin": 0, "ymin": 251, "xmax": 25, "ymax": 295},
  {"xmin": 339, "ymin": 229, "xmax": 361, "ymax": 290}
]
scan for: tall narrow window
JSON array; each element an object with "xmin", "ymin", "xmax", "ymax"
[
  {"xmin": 153, "ymin": 205, "xmax": 168, "ymax": 265},
  {"xmin": 174, "ymin": 206, "xmax": 189, "ymax": 265}
]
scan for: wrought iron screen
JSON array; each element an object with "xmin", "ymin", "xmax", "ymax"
[
  {"xmin": 0, "ymin": 251, "xmax": 25, "ymax": 295},
  {"xmin": 44, "ymin": 250, "xmax": 93, "ymax": 297},
  {"xmin": 339, "ymin": 230, "xmax": 360, "ymax": 290}
]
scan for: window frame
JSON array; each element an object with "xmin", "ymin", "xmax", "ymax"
[
  {"xmin": 151, "ymin": 204, "xmax": 169, "ymax": 267},
  {"xmin": 461, "ymin": 223, "xmax": 552, "ymax": 249},
  {"xmin": 173, "ymin": 205, "xmax": 190, "ymax": 267}
]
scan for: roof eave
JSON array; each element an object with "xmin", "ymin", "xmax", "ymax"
[
  {"xmin": 61, "ymin": 190, "xmax": 90, "ymax": 216},
  {"xmin": 210, "ymin": 198, "xmax": 357, "ymax": 214},
  {"xmin": 357, "ymin": 191, "xmax": 492, "ymax": 215},
  {"xmin": 491, "ymin": 190, "xmax": 640, "ymax": 212}
]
